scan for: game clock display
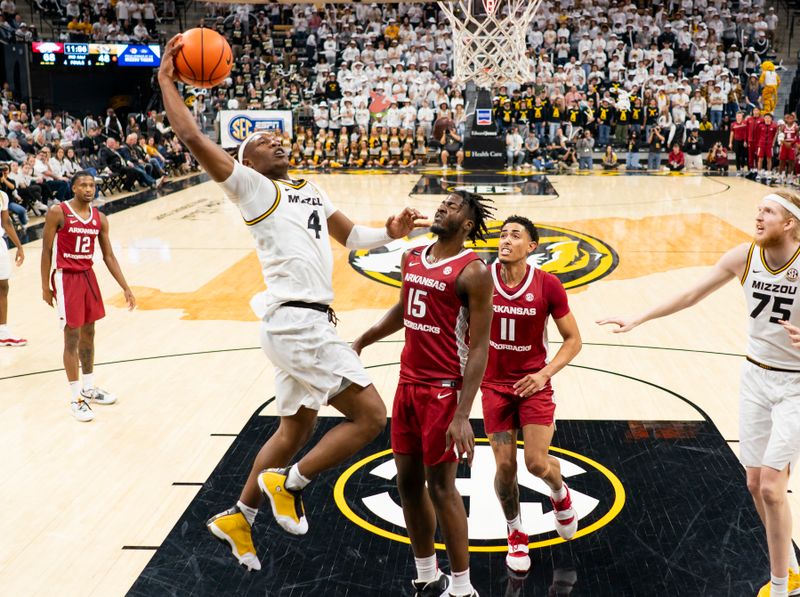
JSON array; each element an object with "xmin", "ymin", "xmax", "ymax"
[{"xmin": 31, "ymin": 42, "xmax": 162, "ymax": 67}]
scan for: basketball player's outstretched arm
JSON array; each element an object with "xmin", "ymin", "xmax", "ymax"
[
  {"xmin": 1, "ymin": 206, "xmax": 23, "ymax": 266},
  {"xmin": 597, "ymin": 242, "xmax": 750, "ymax": 332},
  {"xmin": 157, "ymin": 35, "xmax": 233, "ymax": 182},
  {"xmin": 97, "ymin": 213, "xmax": 136, "ymax": 310},
  {"xmin": 351, "ymin": 252, "xmax": 410, "ymax": 354},
  {"xmin": 327, "ymin": 208, "xmax": 428, "ymax": 249},
  {"xmin": 40, "ymin": 206, "xmax": 64, "ymax": 306},
  {"xmin": 449, "ymin": 261, "xmax": 494, "ymax": 466}
]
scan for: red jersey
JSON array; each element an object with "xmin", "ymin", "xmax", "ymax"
[
  {"xmin": 55, "ymin": 202, "xmax": 101, "ymax": 272},
  {"xmin": 745, "ymin": 115, "xmax": 764, "ymax": 142},
  {"xmin": 755, "ymin": 120, "xmax": 778, "ymax": 146},
  {"xmin": 399, "ymin": 244, "xmax": 481, "ymax": 386},
  {"xmin": 730, "ymin": 120, "xmax": 748, "ymax": 141},
  {"xmin": 482, "ymin": 263, "xmax": 570, "ymax": 390},
  {"xmin": 782, "ymin": 123, "xmax": 799, "ymax": 145}
]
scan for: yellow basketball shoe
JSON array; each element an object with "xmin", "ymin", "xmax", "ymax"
[
  {"xmin": 757, "ymin": 569, "xmax": 800, "ymax": 596},
  {"xmin": 206, "ymin": 506, "xmax": 261, "ymax": 571},
  {"xmin": 257, "ymin": 468, "xmax": 309, "ymax": 535}
]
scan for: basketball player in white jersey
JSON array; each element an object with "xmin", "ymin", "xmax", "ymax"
[
  {"xmin": 158, "ymin": 35, "xmax": 426, "ymax": 572},
  {"xmin": 0, "ymin": 186, "xmax": 25, "ymax": 346},
  {"xmin": 598, "ymin": 190, "xmax": 800, "ymax": 597}
]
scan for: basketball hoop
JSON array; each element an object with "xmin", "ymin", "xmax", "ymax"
[{"xmin": 439, "ymin": 0, "xmax": 542, "ymax": 89}]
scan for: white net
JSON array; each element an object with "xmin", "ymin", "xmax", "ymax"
[{"xmin": 438, "ymin": 0, "xmax": 542, "ymax": 89}]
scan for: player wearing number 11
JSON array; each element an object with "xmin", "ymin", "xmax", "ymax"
[{"xmin": 598, "ymin": 191, "xmax": 800, "ymax": 597}]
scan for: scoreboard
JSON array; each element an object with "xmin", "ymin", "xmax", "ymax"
[{"xmin": 31, "ymin": 42, "xmax": 161, "ymax": 67}]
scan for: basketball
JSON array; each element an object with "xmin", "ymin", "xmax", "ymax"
[
  {"xmin": 433, "ymin": 117, "xmax": 453, "ymax": 140},
  {"xmin": 174, "ymin": 28, "xmax": 233, "ymax": 88}
]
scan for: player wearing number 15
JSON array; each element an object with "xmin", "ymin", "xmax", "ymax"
[
  {"xmin": 598, "ymin": 191, "xmax": 800, "ymax": 597},
  {"xmin": 482, "ymin": 216, "xmax": 582, "ymax": 575},
  {"xmin": 353, "ymin": 191, "xmax": 495, "ymax": 597},
  {"xmin": 158, "ymin": 34, "xmax": 427, "ymax": 573},
  {"xmin": 40, "ymin": 171, "xmax": 137, "ymax": 422}
]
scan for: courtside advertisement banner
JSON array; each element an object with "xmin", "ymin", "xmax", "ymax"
[{"xmin": 220, "ymin": 110, "xmax": 294, "ymax": 148}]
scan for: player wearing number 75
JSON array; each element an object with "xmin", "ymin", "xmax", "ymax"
[
  {"xmin": 157, "ymin": 34, "xmax": 428, "ymax": 574},
  {"xmin": 597, "ymin": 191, "xmax": 800, "ymax": 597}
]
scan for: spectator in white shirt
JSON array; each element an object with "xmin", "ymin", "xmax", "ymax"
[{"xmin": 506, "ymin": 126, "xmax": 524, "ymax": 169}]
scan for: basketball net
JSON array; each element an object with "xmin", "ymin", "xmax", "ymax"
[{"xmin": 439, "ymin": 0, "xmax": 542, "ymax": 89}]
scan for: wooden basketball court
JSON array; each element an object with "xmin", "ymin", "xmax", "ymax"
[{"xmin": 1, "ymin": 170, "xmax": 797, "ymax": 595}]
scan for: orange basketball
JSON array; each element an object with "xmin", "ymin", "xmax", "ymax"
[{"xmin": 174, "ymin": 28, "xmax": 233, "ymax": 88}]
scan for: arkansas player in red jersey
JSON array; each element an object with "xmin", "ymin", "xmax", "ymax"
[
  {"xmin": 755, "ymin": 113, "xmax": 779, "ymax": 181},
  {"xmin": 481, "ymin": 216, "xmax": 582, "ymax": 574},
  {"xmin": 778, "ymin": 112, "xmax": 798, "ymax": 185},
  {"xmin": 354, "ymin": 191, "xmax": 494, "ymax": 597},
  {"xmin": 729, "ymin": 111, "xmax": 749, "ymax": 174},
  {"xmin": 745, "ymin": 107, "xmax": 764, "ymax": 172},
  {"xmin": 40, "ymin": 171, "xmax": 135, "ymax": 422}
]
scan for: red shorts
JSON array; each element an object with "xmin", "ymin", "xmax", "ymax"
[
  {"xmin": 52, "ymin": 268, "xmax": 105, "ymax": 330},
  {"xmin": 481, "ymin": 384, "xmax": 555, "ymax": 434},
  {"xmin": 756, "ymin": 143, "xmax": 773, "ymax": 158},
  {"xmin": 391, "ymin": 383, "xmax": 460, "ymax": 467},
  {"xmin": 779, "ymin": 143, "xmax": 797, "ymax": 162}
]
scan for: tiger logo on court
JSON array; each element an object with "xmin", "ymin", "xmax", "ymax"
[{"xmin": 349, "ymin": 221, "xmax": 619, "ymax": 290}]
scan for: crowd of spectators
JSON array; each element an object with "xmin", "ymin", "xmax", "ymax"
[
  {"xmin": 0, "ymin": 86, "xmax": 197, "ymax": 236},
  {"xmin": 180, "ymin": 0, "xmax": 790, "ymax": 176}
]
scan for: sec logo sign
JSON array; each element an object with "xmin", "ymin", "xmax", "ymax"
[{"xmin": 333, "ymin": 440, "xmax": 625, "ymax": 551}]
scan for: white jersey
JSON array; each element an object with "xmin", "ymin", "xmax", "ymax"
[
  {"xmin": 741, "ymin": 243, "xmax": 800, "ymax": 370},
  {"xmin": 219, "ymin": 161, "xmax": 336, "ymax": 318}
]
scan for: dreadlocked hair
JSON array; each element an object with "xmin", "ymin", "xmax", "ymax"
[{"xmin": 452, "ymin": 190, "xmax": 495, "ymax": 242}]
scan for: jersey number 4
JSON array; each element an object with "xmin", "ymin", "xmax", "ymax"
[
  {"xmin": 750, "ymin": 292, "xmax": 794, "ymax": 324},
  {"xmin": 307, "ymin": 210, "xmax": 321, "ymax": 239}
]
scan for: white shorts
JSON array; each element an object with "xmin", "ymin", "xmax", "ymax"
[
  {"xmin": 739, "ymin": 360, "xmax": 800, "ymax": 471},
  {"xmin": 0, "ymin": 239, "xmax": 10, "ymax": 280},
  {"xmin": 259, "ymin": 305, "xmax": 372, "ymax": 417}
]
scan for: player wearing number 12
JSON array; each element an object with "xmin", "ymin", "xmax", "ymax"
[
  {"xmin": 40, "ymin": 171, "xmax": 137, "ymax": 422},
  {"xmin": 158, "ymin": 35, "xmax": 427, "ymax": 573},
  {"xmin": 482, "ymin": 216, "xmax": 583, "ymax": 575},
  {"xmin": 598, "ymin": 191, "xmax": 800, "ymax": 597}
]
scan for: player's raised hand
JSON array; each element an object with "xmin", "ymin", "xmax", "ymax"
[
  {"xmin": 446, "ymin": 413, "xmax": 475, "ymax": 467},
  {"xmin": 596, "ymin": 316, "xmax": 639, "ymax": 333},
  {"xmin": 385, "ymin": 207, "xmax": 428, "ymax": 239},
  {"xmin": 780, "ymin": 321, "xmax": 800, "ymax": 348},
  {"xmin": 157, "ymin": 34, "xmax": 184, "ymax": 83},
  {"xmin": 123, "ymin": 288, "xmax": 136, "ymax": 311}
]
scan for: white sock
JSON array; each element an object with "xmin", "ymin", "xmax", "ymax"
[
  {"xmin": 414, "ymin": 554, "xmax": 437, "ymax": 583},
  {"xmin": 82, "ymin": 373, "xmax": 94, "ymax": 392},
  {"xmin": 790, "ymin": 545, "xmax": 799, "ymax": 573},
  {"xmin": 69, "ymin": 381, "xmax": 81, "ymax": 401},
  {"xmin": 771, "ymin": 574, "xmax": 788, "ymax": 597},
  {"xmin": 551, "ymin": 483, "xmax": 567, "ymax": 501},
  {"xmin": 236, "ymin": 500, "xmax": 257, "ymax": 526},
  {"xmin": 506, "ymin": 513, "xmax": 523, "ymax": 532},
  {"xmin": 285, "ymin": 463, "xmax": 311, "ymax": 492},
  {"xmin": 450, "ymin": 569, "xmax": 473, "ymax": 596}
]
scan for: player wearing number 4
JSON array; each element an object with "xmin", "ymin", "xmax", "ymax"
[
  {"xmin": 158, "ymin": 35, "xmax": 428, "ymax": 573},
  {"xmin": 598, "ymin": 191, "xmax": 800, "ymax": 597},
  {"xmin": 40, "ymin": 171, "xmax": 137, "ymax": 422},
  {"xmin": 482, "ymin": 216, "xmax": 582, "ymax": 575}
]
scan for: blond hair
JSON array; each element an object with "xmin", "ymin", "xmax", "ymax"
[{"xmin": 774, "ymin": 190, "xmax": 800, "ymax": 241}]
